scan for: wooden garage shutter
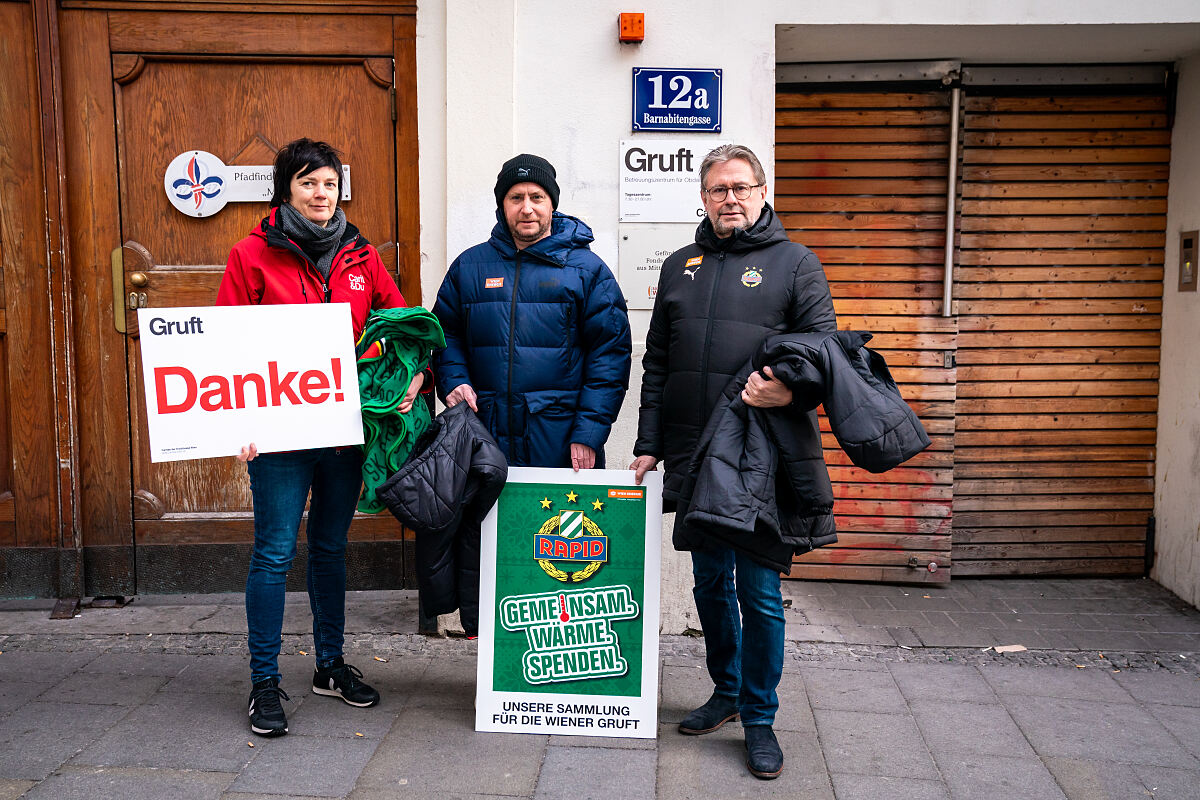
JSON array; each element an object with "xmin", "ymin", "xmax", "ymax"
[
  {"xmin": 952, "ymin": 94, "xmax": 1167, "ymax": 575},
  {"xmin": 775, "ymin": 91, "xmax": 957, "ymax": 583}
]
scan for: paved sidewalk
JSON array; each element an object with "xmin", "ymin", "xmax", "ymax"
[{"xmin": 0, "ymin": 578, "xmax": 1197, "ymax": 799}]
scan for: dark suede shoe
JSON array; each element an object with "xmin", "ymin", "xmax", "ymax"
[
  {"xmin": 744, "ymin": 725, "xmax": 784, "ymax": 779},
  {"xmin": 678, "ymin": 692, "xmax": 739, "ymax": 735}
]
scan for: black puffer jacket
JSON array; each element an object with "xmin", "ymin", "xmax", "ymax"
[
  {"xmin": 377, "ymin": 402, "xmax": 508, "ymax": 636},
  {"xmin": 682, "ymin": 332, "xmax": 931, "ymax": 572},
  {"xmin": 634, "ymin": 204, "xmax": 836, "ymax": 506},
  {"xmin": 761, "ymin": 331, "xmax": 931, "ymax": 473}
]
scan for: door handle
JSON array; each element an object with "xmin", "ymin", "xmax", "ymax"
[{"xmin": 130, "ymin": 271, "xmax": 149, "ymax": 287}]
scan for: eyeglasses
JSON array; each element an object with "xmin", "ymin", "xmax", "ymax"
[{"xmin": 703, "ymin": 183, "xmax": 763, "ymax": 201}]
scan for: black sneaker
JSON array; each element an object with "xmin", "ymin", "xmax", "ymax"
[
  {"xmin": 248, "ymin": 678, "xmax": 289, "ymax": 737},
  {"xmin": 312, "ymin": 658, "xmax": 380, "ymax": 707},
  {"xmin": 678, "ymin": 692, "xmax": 739, "ymax": 735},
  {"xmin": 744, "ymin": 724, "xmax": 784, "ymax": 779}
]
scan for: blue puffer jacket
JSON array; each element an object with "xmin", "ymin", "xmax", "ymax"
[{"xmin": 432, "ymin": 210, "xmax": 632, "ymax": 468}]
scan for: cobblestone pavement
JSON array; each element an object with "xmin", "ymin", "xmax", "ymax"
[{"xmin": 0, "ymin": 578, "xmax": 1197, "ymax": 799}]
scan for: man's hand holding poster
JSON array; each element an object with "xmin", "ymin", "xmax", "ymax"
[{"xmin": 137, "ymin": 304, "xmax": 363, "ymax": 462}]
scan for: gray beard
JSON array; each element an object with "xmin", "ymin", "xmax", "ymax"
[{"xmin": 713, "ymin": 208, "xmax": 761, "ymax": 238}]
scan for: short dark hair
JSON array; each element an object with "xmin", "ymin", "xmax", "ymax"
[{"xmin": 270, "ymin": 138, "xmax": 344, "ymax": 207}]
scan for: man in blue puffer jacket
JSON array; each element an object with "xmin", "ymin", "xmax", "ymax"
[{"xmin": 432, "ymin": 154, "xmax": 632, "ymax": 469}]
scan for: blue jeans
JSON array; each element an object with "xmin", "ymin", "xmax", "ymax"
[
  {"xmin": 245, "ymin": 447, "xmax": 363, "ymax": 684},
  {"xmin": 689, "ymin": 543, "xmax": 786, "ymax": 727}
]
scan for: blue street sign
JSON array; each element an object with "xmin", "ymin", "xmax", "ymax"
[{"xmin": 632, "ymin": 68, "xmax": 722, "ymax": 132}]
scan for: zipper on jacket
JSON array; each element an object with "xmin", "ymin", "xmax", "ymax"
[
  {"xmin": 506, "ymin": 251, "xmax": 523, "ymax": 452},
  {"xmin": 277, "ymin": 232, "xmax": 356, "ymax": 304},
  {"xmin": 698, "ymin": 252, "xmax": 726, "ymax": 413}
]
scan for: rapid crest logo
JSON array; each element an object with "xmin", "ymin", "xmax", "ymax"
[{"xmin": 534, "ymin": 509, "xmax": 608, "ymax": 583}]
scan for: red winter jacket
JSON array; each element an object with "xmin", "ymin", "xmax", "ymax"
[{"xmin": 216, "ymin": 208, "xmax": 406, "ymax": 339}]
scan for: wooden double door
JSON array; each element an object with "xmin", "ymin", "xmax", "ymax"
[
  {"xmin": 775, "ymin": 85, "xmax": 1167, "ymax": 582},
  {"xmin": 62, "ymin": 3, "xmax": 420, "ymax": 594}
]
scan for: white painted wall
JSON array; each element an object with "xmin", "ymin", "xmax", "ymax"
[
  {"xmin": 418, "ymin": 0, "xmax": 517, "ymax": 309},
  {"xmin": 436, "ymin": 0, "xmax": 1200, "ymax": 338},
  {"xmin": 418, "ymin": 1, "xmax": 1200, "ymax": 629},
  {"xmin": 415, "ymin": 0, "xmax": 447, "ymax": 308},
  {"xmin": 1153, "ymin": 54, "xmax": 1200, "ymax": 609}
]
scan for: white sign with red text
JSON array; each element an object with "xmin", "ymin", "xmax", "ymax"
[{"xmin": 137, "ymin": 304, "xmax": 363, "ymax": 462}]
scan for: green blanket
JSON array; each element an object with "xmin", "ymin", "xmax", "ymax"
[{"xmin": 355, "ymin": 307, "xmax": 446, "ymax": 513}]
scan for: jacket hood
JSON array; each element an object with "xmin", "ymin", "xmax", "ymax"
[
  {"xmin": 695, "ymin": 202, "xmax": 790, "ymax": 254},
  {"xmin": 254, "ymin": 206, "xmax": 365, "ymax": 251},
  {"xmin": 488, "ymin": 210, "xmax": 596, "ymax": 266}
]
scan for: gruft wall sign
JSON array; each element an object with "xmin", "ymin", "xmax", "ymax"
[
  {"xmin": 619, "ymin": 139, "xmax": 727, "ymax": 222},
  {"xmin": 163, "ymin": 150, "xmax": 352, "ymax": 218},
  {"xmin": 476, "ymin": 467, "xmax": 662, "ymax": 739}
]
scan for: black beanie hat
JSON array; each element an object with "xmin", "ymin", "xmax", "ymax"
[{"xmin": 494, "ymin": 153, "xmax": 560, "ymax": 209}]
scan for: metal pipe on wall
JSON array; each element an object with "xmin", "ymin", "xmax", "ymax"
[{"xmin": 942, "ymin": 86, "xmax": 961, "ymax": 317}]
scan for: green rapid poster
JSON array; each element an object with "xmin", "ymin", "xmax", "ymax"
[{"xmin": 475, "ymin": 467, "xmax": 663, "ymax": 738}]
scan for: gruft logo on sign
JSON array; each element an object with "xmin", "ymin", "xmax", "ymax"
[
  {"xmin": 137, "ymin": 304, "xmax": 363, "ymax": 462},
  {"xmin": 619, "ymin": 139, "xmax": 727, "ymax": 223},
  {"xmin": 476, "ymin": 467, "xmax": 662, "ymax": 739}
]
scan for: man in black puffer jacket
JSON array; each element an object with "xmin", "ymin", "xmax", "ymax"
[{"xmin": 631, "ymin": 144, "xmax": 836, "ymax": 780}]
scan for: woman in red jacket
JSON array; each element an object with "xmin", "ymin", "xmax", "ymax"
[{"xmin": 216, "ymin": 138, "xmax": 422, "ymax": 738}]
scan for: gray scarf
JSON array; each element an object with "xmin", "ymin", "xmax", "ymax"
[{"xmin": 276, "ymin": 203, "xmax": 348, "ymax": 281}]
